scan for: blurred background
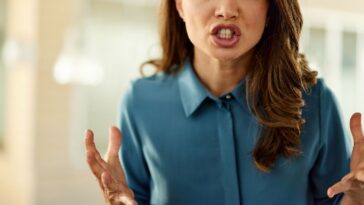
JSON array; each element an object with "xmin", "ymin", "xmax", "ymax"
[{"xmin": 0, "ymin": 0, "xmax": 363, "ymax": 204}]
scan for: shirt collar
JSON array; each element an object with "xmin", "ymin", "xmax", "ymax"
[
  {"xmin": 230, "ymin": 79, "xmax": 247, "ymax": 110},
  {"xmin": 178, "ymin": 59, "xmax": 211, "ymax": 117},
  {"xmin": 177, "ymin": 58, "xmax": 248, "ymax": 117}
]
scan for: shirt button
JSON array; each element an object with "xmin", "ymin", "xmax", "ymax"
[{"xmin": 225, "ymin": 94, "xmax": 232, "ymax": 100}]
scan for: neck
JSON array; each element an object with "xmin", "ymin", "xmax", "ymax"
[{"xmin": 192, "ymin": 51, "xmax": 252, "ymax": 97}]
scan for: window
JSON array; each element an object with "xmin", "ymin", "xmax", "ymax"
[
  {"xmin": 341, "ymin": 31, "xmax": 358, "ymax": 117},
  {"xmin": 301, "ymin": 8, "xmax": 364, "ymax": 130},
  {"xmin": 304, "ymin": 27, "xmax": 327, "ymax": 74},
  {"xmin": 342, "ymin": 32, "xmax": 357, "ymax": 71}
]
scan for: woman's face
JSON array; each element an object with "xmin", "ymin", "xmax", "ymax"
[{"xmin": 176, "ymin": 0, "xmax": 269, "ymax": 62}]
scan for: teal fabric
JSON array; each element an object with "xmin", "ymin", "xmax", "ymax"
[{"xmin": 119, "ymin": 59, "xmax": 351, "ymax": 205}]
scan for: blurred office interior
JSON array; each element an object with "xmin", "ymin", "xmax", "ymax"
[{"xmin": 0, "ymin": 0, "xmax": 363, "ymax": 204}]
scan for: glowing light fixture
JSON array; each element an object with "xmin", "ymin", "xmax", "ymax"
[{"xmin": 53, "ymin": 25, "xmax": 104, "ymax": 86}]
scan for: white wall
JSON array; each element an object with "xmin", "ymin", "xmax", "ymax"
[
  {"xmin": 0, "ymin": 0, "xmax": 159, "ymax": 204},
  {"xmin": 0, "ymin": 0, "xmax": 6, "ymax": 143},
  {"xmin": 303, "ymin": 0, "xmax": 364, "ymax": 14}
]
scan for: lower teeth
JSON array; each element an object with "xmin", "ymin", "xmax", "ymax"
[{"xmin": 219, "ymin": 35, "xmax": 232, "ymax": 39}]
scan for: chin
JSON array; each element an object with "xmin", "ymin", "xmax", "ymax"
[{"xmin": 209, "ymin": 49, "xmax": 247, "ymax": 62}]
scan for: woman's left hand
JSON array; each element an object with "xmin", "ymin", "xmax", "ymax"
[{"xmin": 327, "ymin": 113, "xmax": 364, "ymax": 205}]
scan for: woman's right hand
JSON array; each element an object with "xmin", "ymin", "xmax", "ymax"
[{"xmin": 85, "ymin": 126, "xmax": 137, "ymax": 205}]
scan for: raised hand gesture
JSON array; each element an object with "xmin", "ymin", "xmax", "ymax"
[
  {"xmin": 328, "ymin": 113, "xmax": 364, "ymax": 204},
  {"xmin": 85, "ymin": 126, "xmax": 137, "ymax": 205}
]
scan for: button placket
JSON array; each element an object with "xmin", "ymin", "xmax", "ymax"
[{"xmin": 217, "ymin": 96, "xmax": 240, "ymax": 205}]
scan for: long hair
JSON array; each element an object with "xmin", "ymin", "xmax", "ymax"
[{"xmin": 141, "ymin": 0, "xmax": 317, "ymax": 172}]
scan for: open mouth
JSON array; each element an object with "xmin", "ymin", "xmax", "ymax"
[
  {"xmin": 217, "ymin": 28, "xmax": 236, "ymax": 39},
  {"xmin": 211, "ymin": 24, "xmax": 241, "ymax": 37},
  {"xmin": 210, "ymin": 24, "xmax": 241, "ymax": 48}
]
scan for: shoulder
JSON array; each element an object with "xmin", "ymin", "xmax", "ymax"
[
  {"xmin": 303, "ymin": 78, "xmax": 337, "ymax": 106},
  {"xmin": 120, "ymin": 72, "xmax": 179, "ymax": 110},
  {"xmin": 132, "ymin": 72, "xmax": 177, "ymax": 93},
  {"xmin": 301, "ymin": 78, "xmax": 342, "ymax": 132},
  {"xmin": 302, "ymin": 78, "xmax": 345, "ymax": 135}
]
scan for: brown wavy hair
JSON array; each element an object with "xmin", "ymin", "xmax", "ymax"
[{"xmin": 141, "ymin": 0, "xmax": 318, "ymax": 172}]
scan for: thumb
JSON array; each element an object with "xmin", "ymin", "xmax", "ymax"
[
  {"xmin": 350, "ymin": 113, "xmax": 363, "ymax": 144},
  {"xmin": 106, "ymin": 126, "xmax": 122, "ymax": 158}
]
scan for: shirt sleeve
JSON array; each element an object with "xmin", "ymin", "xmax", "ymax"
[
  {"xmin": 310, "ymin": 80, "xmax": 351, "ymax": 205},
  {"xmin": 118, "ymin": 84, "xmax": 151, "ymax": 204}
]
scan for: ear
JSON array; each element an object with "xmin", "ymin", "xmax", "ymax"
[{"xmin": 175, "ymin": 0, "xmax": 185, "ymax": 20}]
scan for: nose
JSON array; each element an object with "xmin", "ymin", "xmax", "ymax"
[{"xmin": 215, "ymin": 0, "xmax": 239, "ymax": 20}]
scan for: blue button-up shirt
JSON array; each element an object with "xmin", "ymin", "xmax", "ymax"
[{"xmin": 119, "ymin": 59, "xmax": 351, "ymax": 205}]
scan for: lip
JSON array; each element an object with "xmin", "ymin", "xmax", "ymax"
[{"xmin": 210, "ymin": 24, "xmax": 242, "ymax": 48}]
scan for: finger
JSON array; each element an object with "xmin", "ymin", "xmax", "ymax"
[
  {"xmin": 85, "ymin": 129, "xmax": 106, "ymax": 167},
  {"xmin": 327, "ymin": 173, "xmax": 354, "ymax": 198},
  {"xmin": 106, "ymin": 126, "xmax": 122, "ymax": 160},
  {"xmin": 85, "ymin": 130, "xmax": 108, "ymax": 176},
  {"xmin": 87, "ymin": 150, "xmax": 106, "ymax": 178},
  {"xmin": 355, "ymin": 170, "xmax": 364, "ymax": 182},
  {"xmin": 85, "ymin": 129, "xmax": 97, "ymax": 152},
  {"xmin": 119, "ymin": 196, "xmax": 138, "ymax": 205},
  {"xmin": 327, "ymin": 182, "xmax": 350, "ymax": 198},
  {"xmin": 98, "ymin": 127, "xmax": 128, "ymax": 184},
  {"xmin": 350, "ymin": 113, "xmax": 364, "ymax": 144},
  {"xmin": 95, "ymin": 149, "xmax": 108, "ymax": 170}
]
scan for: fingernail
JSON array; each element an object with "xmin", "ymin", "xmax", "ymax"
[{"xmin": 327, "ymin": 189, "xmax": 332, "ymax": 198}]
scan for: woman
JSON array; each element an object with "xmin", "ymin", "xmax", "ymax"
[{"xmin": 85, "ymin": 0, "xmax": 364, "ymax": 204}]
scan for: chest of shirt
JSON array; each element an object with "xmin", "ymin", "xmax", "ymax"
[{"xmin": 135, "ymin": 98, "xmax": 320, "ymax": 197}]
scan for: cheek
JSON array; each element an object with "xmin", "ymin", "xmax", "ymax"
[
  {"xmin": 184, "ymin": 13, "xmax": 209, "ymax": 45},
  {"xmin": 184, "ymin": 19, "xmax": 199, "ymax": 46},
  {"xmin": 244, "ymin": 9, "xmax": 268, "ymax": 39},
  {"xmin": 182, "ymin": 1, "xmax": 213, "ymax": 41}
]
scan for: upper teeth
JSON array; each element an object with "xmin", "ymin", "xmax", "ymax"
[{"xmin": 218, "ymin": 29, "xmax": 233, "ymax": 39}]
